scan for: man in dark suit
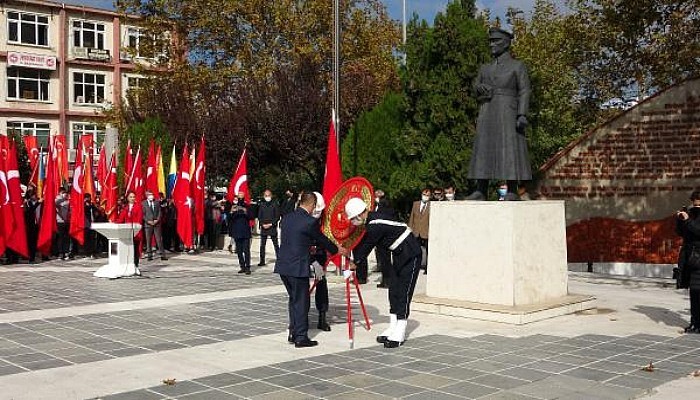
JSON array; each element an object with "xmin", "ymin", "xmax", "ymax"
[
  {"xmin": 229, "ymin": 192, "xmax": 253, "ymax": 274},
  {"xmin": 142, "ymin": 190, "xmax": 167, "ymax": 261},
  {"xmin": 257, "ymin": 189, "xmax": 280, "ymax": 266},
  {"xmin": 274, "ymin": 192, "xmax": 346, "ymax": 348}
]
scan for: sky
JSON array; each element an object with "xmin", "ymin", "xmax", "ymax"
[{"xmin": 65, "ymin": 0, "xmax": 565, "ymax": 24}]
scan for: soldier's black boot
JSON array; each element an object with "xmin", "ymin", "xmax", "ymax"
[{"xmin": 317, "ymin": 312, "xmax": 331, "ymax": 331}]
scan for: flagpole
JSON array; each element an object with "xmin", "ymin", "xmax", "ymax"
[{"xmin": 334, "ymin": 0, "xmax": 341, "ymax": 158}]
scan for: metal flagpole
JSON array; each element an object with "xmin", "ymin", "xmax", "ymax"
[{"xmin": 334, "ymin": 0, "xmax": 341, "ymax": 153}]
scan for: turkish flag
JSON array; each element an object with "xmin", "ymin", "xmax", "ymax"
[
  {"xmin": 54, "ymin": 134, "xmax": 68, "ymax": 185},
  {"xmin": 69, "ymin": 143, "xmax": 85, "ymax": 245},
  {"xmin": 6, "ymin": 141, "xmax": 29, "ymax": 258},
  {"xmin": 81, "ymin": 135, "xmax": 95, "ymax": 199},
  {"xmin": 124, "ymin": 140, "xmax": 133, "ymax": 190},
  {"xmin": 227, "ymin": 147, "xmax": 250, "ymax": 204},
  {"xmin": 37, "ymin": 140, "xmax": 58, "ymax": 256},
  {"xmin": 103, "ymin": 154, "xmax": 118, "ymax": 222},
  {"xmin": 145, "ymin": 140, "xmax": 159, "ymax": 198},
  {"xmin": 23, "ymin": 136, "xmax": 39, "ymax": 188},
  {"xmin": 193, "ymin": 137, "xmax": 206, "ymax": 235},
  {"xmin": 322, "ymin": 111, "xmax": 343, "ymax": 267},
  {"xmin": 174, "ymin": 144, "xmax": 193, "ymax": 248},
  {"xmin": 0, "ymin": 136, "xmax": 12, "ymax": 255},
  {"xmin": 125, "ymin": 147, "xmax": 142, "ymax": 199},
  {"xmin": 96, "ymin": 143, "xmax": 106, "ymax": 191}
]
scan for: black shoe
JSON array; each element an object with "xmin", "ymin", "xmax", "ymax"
[
  {"xmin": 295, "ymin": 338, "xmax": 318, "ymax": 348},
  {"xmin": 245, "ymin": 269, "xmax": 252, "ymax": 275},
  {"xmin": 317, "ymin": 313, "xmax": 331, "ymax": 331},
  {"xmin": 258, "ymin": 262, "xmax": 267, "ymax": 266},
  {"xmin": 384, "ymin": 340, "xmax": 404, "ymax": 348},
  {"xmin": 288, "ymin": 333, "xmax": 294, "ymax": 344},
  {"xmin": 465, "ymin": 190, "xmax": 486, "ymax": 201},
  {"xmin": 147, "ymin": 256, "xmax": 153, "ymax": 261},
  {"xmin": 161, "ymin": 256, "xmax": 168, "ymax": 261},
  {"xmin": 238, "ymin": 269, "xmax": 246, "ymax": 274},
  {"xmin": 684, "ymin": 324, "xmax": 696, "ymax": 333},
  {"xmin": 376, "ymin": 336, "xmax": 388, "ymax": 344}
]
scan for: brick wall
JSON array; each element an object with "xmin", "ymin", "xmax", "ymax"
[{"xmin": 538, "ymin": 78, "xmax": 700, "ymax": 265}]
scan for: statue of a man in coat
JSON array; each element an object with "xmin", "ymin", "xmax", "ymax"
[{"xmin": 466, "ymin": 27, "xmax": 532, "ymax": 201}]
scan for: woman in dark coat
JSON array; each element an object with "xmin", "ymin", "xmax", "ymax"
[
  {"xmin": 227, "ymin": 194, "xmax": 253, "ymax": 275},
  {"xmin": 675, "ymin": 190, "xmax": 700, "ymax": 333}
]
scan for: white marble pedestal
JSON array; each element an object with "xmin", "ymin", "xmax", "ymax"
[
  {"xmin": 412, "ymin": 201, "xmax": 594, "ymax": 324},
  {"xmin": 91, "ymin": 223, "xmax": 142, "ymax": 279}
]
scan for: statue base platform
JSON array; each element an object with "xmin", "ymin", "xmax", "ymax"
[
  {"xmin": 414, "ymin": 200, "xmax": 595, "ymax": 324},
  {"xmin": 412, "ymin": 294, "xmax": 595, "ymax": 325}
]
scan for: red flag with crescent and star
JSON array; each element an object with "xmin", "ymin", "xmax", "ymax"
[
  {"xmin": 0, "ymin": 136, "xmax": 12, "ymax": 255},
  {"xmin": 69, "ymin": 141, "xmax": 85, "ymax": 245},
  {"xmin": 193, "ymin": 137, "xmax": 206, "ymax": 235},
  {"xmin": 174, "ymin": 143, "xmax": 193, "ymax": 248},
  {"xmin": 6, "ymin": 140, "xmax": 28, "ymax": 258},
  {"xmin": 23, "ymin": 135, "xmax": 39, "ymax": 188},
  {"xmin": 227, "ymin": 147, "xmax": 250, "ymax": 204},
  {"xmin": 37, "ymin": 140, "xmax": 58, "ymax": 256}
]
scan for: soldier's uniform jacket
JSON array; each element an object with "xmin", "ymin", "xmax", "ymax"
[{"xmin": 353, "ymin": 212, "xmax": 422, "ymax": 269}]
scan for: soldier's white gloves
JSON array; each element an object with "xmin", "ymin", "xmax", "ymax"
[
  {"xmin": 312, "ymin": 261, "xmax": 324, "ymax": 280},
  {"xmin": 343, "ymin": 269, "xmax": 353, "ymax": 280}
]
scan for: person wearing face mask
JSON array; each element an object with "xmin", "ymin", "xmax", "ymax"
[
  {"xmin": 257, "ymin": 189, "xmax": 281, "ymax": 266},
  {"xmin": 117, "ymin": 191, "xmax": 144, "ymax": 274},
  {"xmin": 55, "ymin": 188, "xmax": 71, "ymax": 260},
  {"xmin": 275, "ymin": 192, "xmax": 347, "ymax": 347},
  {"xmin": 345, "ymin": 197, "xmax": 422, "ymax": 348},
  {"xmin": 142, "ymin": 190, "xmax": 167, "ymax": 261},
  {"xmin": 444, "ymin": 185, "xmax": 457, "ymax": 201},
  {"xmin": 408, "ymin": 188, "xmax": 431, "ymax": 274},
  {"xmin": 204, "ymin": 191, "xmax": 221, "ymax": 251},
  {"xmin": 432, "ymin": 189, "xmax": 445, "ymax": 202},
  {"xmin": 228, "ymin": 192, "xmax": 254, "ymax": 274},
  {"xmin": 497, "ymin": 182, "xmax": 508, "ymax": 201},
  {"xmin": 467, "ymin": 28, "xmax": 531, "ymax": 202}
]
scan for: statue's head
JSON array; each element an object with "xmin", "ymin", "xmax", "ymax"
[{"xmin": 488, "ymin": 28, "xmax": 513, "ymax": 57}]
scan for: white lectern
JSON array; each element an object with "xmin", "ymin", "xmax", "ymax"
[{"xmin": 92, "ymin": 222, "xmax": 142, "ymax": 279}]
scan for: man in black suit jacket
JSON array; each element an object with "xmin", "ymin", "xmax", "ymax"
[
  {"xmin": 142, "ymin": 190, "xmax": 166, "ymax": 261},
  {"xmin": 274, "ymin": 192, "xmax": 346, "ymax": 347}
]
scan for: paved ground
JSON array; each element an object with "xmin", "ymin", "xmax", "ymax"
[{"xmin": 0, "ymin": 239, "xmax": 698, "ymax": 399}]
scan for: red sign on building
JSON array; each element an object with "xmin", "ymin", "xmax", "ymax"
[{"xmin": 7, "ymin": 51, "xmax": 57, "ymax": 70}]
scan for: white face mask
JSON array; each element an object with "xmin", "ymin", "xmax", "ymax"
[
  {"xmin": 421, "ymin": 195, "xmax": 430, "ymax": 203},
  {"xmin": 312, "ymin": 209, "xmax": 323, "ymax": 219},
  {"xmin": 147, "ymin": 195, "xmax": 155, "ymax": 201},
  {"xmin": 264, "ymin": 196, "xmax": 272, "ymax": 202},
  {"xmin": 446, "ymin": 193, "xmax": 455, "ymax": 201}
]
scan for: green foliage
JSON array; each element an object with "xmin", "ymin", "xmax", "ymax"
[{"xmin": 118, "ymin": 117, "xmax": 173, "ymax": 191}]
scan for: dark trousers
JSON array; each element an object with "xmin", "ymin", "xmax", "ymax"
[
  {"xmin": 389, "ymin": 255, "xmax": 421, "ymax": 319},
  {"xmin": 205, "ymin": 220, "xmax": 220, "ymax": 250},
  {"xmin": 235, "ymin": 238, "xmax": 251, "ymax": 270},
  {"xmin": 418, "ymin": 237, "xmax": 428, "ymax": 269},
  {"xmin": 691, "ymin": 289, "xmax": 700, "ymax": 326},
  {"xmin": 133, "ymin": 238, "xmax": 141, "ymax": 267},
  {"xmin": 27, "ymin": 224, "xmax": 38, "ymax": 261},
  {"xmin": 281, "ymin": 275, "xmax": 310, "ymax": 341},
  {"xmin": 376, "ymin": 247, "xmax": 394, "ymax": 286},
  {"xmin": 56, "ymin": 222, "xmax": 70, "ymax": 256},
  {"xmin": 84, "ymin": 228, "xmax": 95, "ymax": 256},
  {"xmin": 259, "ymin": 234, "xmax": 279, "ymax": 264},
  {"xmin": 144, "ymin": 224, "xmax": 164, "ymax": 257},
  {"xmin": 315, "ymin": 277, "xmax": 329, "ymax": 313}
]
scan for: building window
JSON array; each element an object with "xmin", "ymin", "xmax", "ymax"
[
  {"xmin": 126, "ymin": 76, "xmax": 145, "ymax": 91},
  {"xmin": 7, "ymin": 121, "xmax": 51, "ymax": 148},
  {"xmin": 7, "ymin": 67, "xmax": 50, "ymax": 101},
  {"xmin": 7, "ymin": 11, "xmax": 49, "ymax": 46},
  {"xmin": 72, "ymin": 20, "xmax": 105, "ymax": 49},
  {"xmin": 72, "ymin": 123, "xmax": 105, "ymax": 154},
  {"xmin": 73, "ymin": 72, "xmax": 105, "ymax": 104}
]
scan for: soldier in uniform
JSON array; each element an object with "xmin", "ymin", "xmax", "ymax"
[
  {"xmin": 275, "ymin": 192, "xmax": 346, "ymax": 347},
  {"xmin": 310, "ymin": 192, "xmax": 331, "ymax": 331},
  {"xmin": 467, "ymin": 27, "xmax": 532, "ymax": 200},
  {"xmin": 345, "ymin": 197, "xmax": 422, "ymax": 348}
]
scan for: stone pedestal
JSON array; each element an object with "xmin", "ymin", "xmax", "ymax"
[
  {"xmin": 412, "ymin": 201, "xmax": 594, "ymax": 324},
  {"xmin": 91, "ymin": 223, "xmax": 142, "ymax": 279}
]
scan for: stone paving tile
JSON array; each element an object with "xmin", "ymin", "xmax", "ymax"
[
  {"xmin": 0, "ymin": 268, "xmax": 282, "ymax": 313},
  {"xmin": 98, "ymin": 333, "xmax": 700, "ymax": 400},
  {"xmin": 97, "ymin": 389, "xmax": 167, "ymax": 399}
]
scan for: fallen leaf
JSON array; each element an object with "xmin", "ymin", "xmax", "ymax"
[
  {"xmin": 691, "ymin": 370, "xmax": 700, "ymax": 377},
  {"xmin": 641, "ymin": 362, "xmax": 654, "ymax": 372},
  {"xmin": 163, "ymin": 378, "xmax": 177, "ymax": 385}
]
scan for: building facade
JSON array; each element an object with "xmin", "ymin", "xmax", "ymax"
[{"xmin": 0, "ymin": 0, "xmax": 154, "ymax": 161}]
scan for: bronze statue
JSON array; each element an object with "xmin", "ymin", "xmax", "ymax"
[{"xmin": 467, "ymin": 28, "xmax": 531, "ymax": 201}]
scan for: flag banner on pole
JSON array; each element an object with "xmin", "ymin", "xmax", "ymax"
[
  {"xmin": 96, "ymin": 143, "xmax": 107, "ymax": 192},
  {"xmin": 6, "ymin": 140, "xmax": 29, "ymax": 258},
  {"xmin": 174, "ymin": 144, "xmax": 193, "ymax": 248},
  {"xmin": 81, "ymin": 136, "xmax": 96, "ymax": 199},
  {"xmin": 227, "ymin": 147, "xmax": 250, "ymax": 204},
  {"xmin": 37, "ymin": 140, "xmax": 58, "ymax": 256},
  {"xmin": 0, "ymin": 136, "xmax": 12, "ymax": 255},
  {"xmin": 124, "ymin": 140, "xmax": 133, "ymax": 190},
  {"xmin": 23, "ymin": 136, "xmax": 39, "ymax": 188},
  {"xmin": 145, "ymin": 140, "xmax": 159, "ymax": 197},
  {"xmin": 37, "ymin": 148, "xmax": 45, "ymax": 199},
  {"xmin": 69, "ymin": 142, "xmax": 85, "ymax": 245},
  {"xmin": 322, "ymin": 110, "xmax": 344, "ymax": 267},
  {"xmin": 104, "ymin": 154, "xmax": 118, "ymax": 221},
  {"xmin": 193, "ymin": 137, "xmax": 206, "ymax": 235},
  {"xmin": 54, "ymin": 134, "xmax": 68, "ymax": 185},
  {"xmin": 167, "ymin": 145, "xmax": 177, "ymax": 198},
  {"xmin": 156, "ymin": 145, "xmax": 166, "ymax": 197}
]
